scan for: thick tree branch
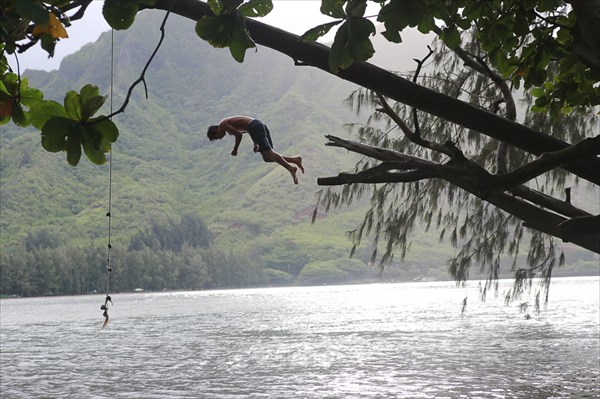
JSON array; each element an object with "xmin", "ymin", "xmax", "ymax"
[
  {"xmin": 509, "ymin": 185, "xmax": 590, "ymax": 219},
  {"xmin": 317, "ymin": 136, "xmax": 600, "ymax": 253},
  {"xmin": 323, "ymin": 135, "xmax": 466, "ymax": 176},
  {"xmin": 318, "ymin": 165, "xmax": 439, "ymax": 185},
  {"xmin": 322, "ymin": 172, "xmax": 600, "ymax": 253},
  {"xmin": 150, "ymin": 0, "xmax": 600, "ymax": 186},
  {"xmin": 321, "ymin": 135, "xmax": 595, "ymax": 219},
  {"xmin": 496, "ymin": 135, "xmax": 600, "ymax": 190},
  {"xmin": 559, "ymin": 215, "xmax": 600, "ymax": 242}
]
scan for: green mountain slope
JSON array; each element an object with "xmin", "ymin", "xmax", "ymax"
[{"xmin": 1, "ymin": 11, "xmax": 364, "ymax": 267}]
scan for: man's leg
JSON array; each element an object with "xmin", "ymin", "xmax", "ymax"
[
  {"xmin": 283, "ymin": 156, "xmax": 304, "ymax": 174},
  {"xmin": 262, "ymin": 149, "xmax": 298, "ymax": 184}
]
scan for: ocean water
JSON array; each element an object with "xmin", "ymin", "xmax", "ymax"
[{"xmin": 1, "ymin": 277, "xmax": 599, "ymax": 398}]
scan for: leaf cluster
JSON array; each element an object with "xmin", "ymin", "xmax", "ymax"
[
  {"xmin": 195, "ymin": 0, "xmax": 273, "ymax": 62},
  {"xmin": 102, "ymin": 0, "xmax": 156, "ymax": 30},
  {"xmin": 1, "ymin": 80, "xmax": 118, "ymax": 165},
  {"xmin": 301, "ymin": 0, "xmax": 376, "ymax": 72},
  {"xmin": 1, "ymin": 0, "xmax": 70, "ymax": 57},
  {"xmin": 300, "ymin": 0, "xmax": 599, "ymax": 115}
]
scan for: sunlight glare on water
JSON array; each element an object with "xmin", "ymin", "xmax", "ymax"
[{"xmin": 1, "ymin": 277, "xmax": 599, "ymax": 398}]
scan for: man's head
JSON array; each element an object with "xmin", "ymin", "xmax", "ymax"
[{"xmin": 207, "ymin": 125, "xmax": 225, "ymax": 141}]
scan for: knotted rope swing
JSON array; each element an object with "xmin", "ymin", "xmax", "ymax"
[{"xmin": 101, "ymin": 28, "xmax": 115, "ymax": 329}]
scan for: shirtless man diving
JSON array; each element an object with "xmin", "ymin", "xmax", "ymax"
[{"xmin": 207, "ymin": 116, "xmax": 304, "ymax": 184}]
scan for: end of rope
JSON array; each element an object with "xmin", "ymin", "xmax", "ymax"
[
  {"xmin": 101, "ymin": 304, "xmax": 109, "ymax": 329},
  {"xmin": 101, "ymin": 295, "xmax": 113, "ymax": 329}
]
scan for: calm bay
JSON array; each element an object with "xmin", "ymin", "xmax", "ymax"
[{"xmin": 1, "ymin": 277, "xmax": 598, "ymax": 398}]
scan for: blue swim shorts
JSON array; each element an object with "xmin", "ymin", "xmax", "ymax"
[{"xmin": 247, "ymin": 119, "xmax": 274, "ymax": 153}]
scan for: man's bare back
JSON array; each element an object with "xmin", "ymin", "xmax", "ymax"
[{"xmin": 219, "ymin": 116, "xmax": 253, "ymax": 133}]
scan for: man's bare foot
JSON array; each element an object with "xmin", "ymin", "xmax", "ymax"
[
  {"xmin": 294, "ymin": 157, "xmax": 305, "ymax": 174},
  {"xmin": 290, "ymin": 166, "xmax": 298, "ymax": 185}
]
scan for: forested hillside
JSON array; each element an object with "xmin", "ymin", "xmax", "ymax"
[
  {"xmin": 1, "ymin": 11, "xmax": 597, "ymax": 297},
  {"xmin": 0, "ymin": 11, "xmax": 376, "ymax": 295}
]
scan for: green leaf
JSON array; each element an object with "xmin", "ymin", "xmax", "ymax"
[
  {"xmin": 513, "ymin": 12, "xmax": 530, "ymax": 36},
  {"xmin": 347, "ymin": 17, "xmax": 375, "ymax": 41},
  {"xmin": 381, "ymin": 29, "xmax": 402, "ymax": 43},
  {"xmin": 196, "ymin": 16, "xmax": 231, "ymax": 48},
  {"xmin": 19, "ymin": 86, "xmax": 44, "ymax": 108},
  {"xmin": 346, "ymin": 17, "xmax": 375, "ymax": 62},
  {"xmin": 558, "ymin": 55, "xmax": 578, "ymax": 78},
  {"xmin": 441, "ymin": 26, "xmax": 461, "ymax": 49},
  {"xmin": 41, "ymin": 117, "xmax": 74, "ymax": 152},
  {"xmin": 79, "ymin": 84, "xmax": 100, "ymax": 105},
  {"xmin": 65, "ymin": 127, "xmax": 82, "ymax": 166},
  {"xmin": 29, "ymin": 100, "xmax": 68, "ymax": 130},
  {"xmin": 555, "ymin": 27, "xmax": 572, "ymax": 46},
  {"xmin": 329, "ymin": 23, "xmax": 353, "ymax": 72},
  {"xmin": 0, "ymin": 90, "xmax": 9, "ymax": 103},
  {"xmin": 417, "ymin": 16, "xmax": 436, "ymax": 34},
  {"xmin": 89, "ymin": 117, "xmax": 119, "ymax": 143},
  {"xmin": 300, "ymin": 21, "xmax": 342, "ymax": 42},
  {"xmin": 14, "ymin": 0, "xmax": 49, "ymax": 24},
  {"xmin": 1, "ymin": 73, "xmax": 19, "ymax": 95},
  {"xmin": 456, "ymin": 18, "xmax": 471, "ymax": 30},
  {"xmin": 81, "ymin": 95, "xmax": 107, "ymax": 121},
  {"xmin": 349, "ymin": 38, "xmax": 374, "ymax": 62},
  {"xmin": 103, "ymin": 0, "xmax": 139, "ymax": 30},
  {"xmin": 207, "ymin": 0, "xmax": 224, "ymax": 15},
  {"xmin": 321, "ymin": 0, "xmax": 346, "ymax": 18},
  {"xmin": 40, "ymin": 34, "xmax": 56, "ymax": 57},
  {"xmin": 238, "ymin": 0, "xmax": 273, "ymax": 17},
  {"xmin": 403, "ymin": 0, "xmax": 426, "ymax": 27},
  {"xmin": 377, "ymin": 1, "xmax": 409, "ymax": 33},
  {"xmin": 64, "ymin": 90, "xmax": 81, "ymax": 120},
  {"xmin": 11, "ymin": 103, "xmax": 28, "ymax": 127},
  {"xmin": 229, "ymin": 17, "xmax": 255, "ymax": 62},
  {"xmin": 462, "ymin": 2, "xmax": 484, "ymax": 19},
  {"xmin": 493, "ymin": 49, "xmax": 510, "ymax": 75},
  {"xmin": 531, "ymin": 88, "xmax": 545, "ymax": 97},
  {"xmin": 346, "ymin": 0, "xmax": 367, "ymax": 17},
  {"xmin": 82, "ymin": 133, "xmax": 107, "ymax": 165}
]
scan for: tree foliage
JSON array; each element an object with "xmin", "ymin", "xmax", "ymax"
[
  {"xmin": 128, "ymin": 213, "xmax": 213, "ymax": 252},
  {"xmin": 1, "ymin": 0, "xmax": 599, "ymax": 297},
  {"xmin": 1, "ymin": 214, "xmax": 255, "ymax": 296}
]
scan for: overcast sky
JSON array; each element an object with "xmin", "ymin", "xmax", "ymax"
[{"xmin": 10, "ymin": 1, "xmax": 379, "ymax": 72}]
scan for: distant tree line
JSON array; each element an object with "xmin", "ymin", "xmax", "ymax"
[
  {"xmin": 1, "ymin": 213, "xmax": 379, "ymax": 297},
  {"xmin": 1, "ymin": 211, "xmax": 595, "ymax": 297},
  {"xmin": 0, "ymin": 214, "xmax": 268, "ymax": 297}
]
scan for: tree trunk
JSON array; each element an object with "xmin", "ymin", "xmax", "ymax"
[{"xmin": 569, "ymin": 0, "xmax": 600, "ymax": 72}]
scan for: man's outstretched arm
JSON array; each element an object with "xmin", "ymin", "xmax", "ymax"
[
  {"xmin": 230, "ymin": 133, "xmax": 242, "ymax": 156},
  {"xmin": 219, "ymin": 120, "xmax": 243, "ymax": 156}
]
